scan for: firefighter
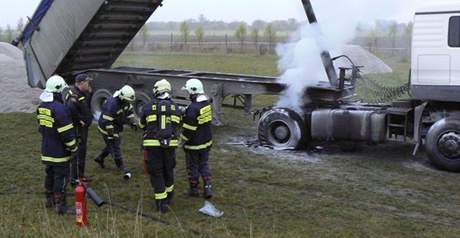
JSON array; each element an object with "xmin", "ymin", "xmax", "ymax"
[
  {"xmin": 65, "ymin": 73, "xmax": 93, "ymax": 185},
  {"xmin": 181, "ymin": 78, "xmax": 214, "ymax": 199},
  {"xmin": 94, "ymin": 85, "xmax": 138, "ymax": 180},
  {"xmin": 139, "ymin": 79, "xmax": 181, "ymax": 213},
  {"xmin": 37, "ymin": 75, "xmax": 78, "ymax": 215}
]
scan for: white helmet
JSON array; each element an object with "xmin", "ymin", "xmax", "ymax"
[
  {"xmin": 114, "ymin": 85, "xmax": 135, "ymax": 102},
  {"xmin": 182, "ymin": 78, "xmax": 204, "ymax": 95},
  {"xmin": 153, "ymin": 79, "xmax": 172, "ymax": 95},
  {"xmin": 45, "ymin": 75, "xmax": 68, "ymax": 93}
]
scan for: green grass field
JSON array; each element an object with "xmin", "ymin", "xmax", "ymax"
[{"xmin": 1, "ymin": 52, "xmax": 460, "ymax": 237}]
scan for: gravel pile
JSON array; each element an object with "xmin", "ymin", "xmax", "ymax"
[{"xmin": 0, "ymin": 42, "xmax": 42, "ymax": 113}]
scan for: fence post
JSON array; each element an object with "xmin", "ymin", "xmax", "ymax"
[
  {"xmin": 170, "ymin": 33, "xmax": 173, "ymax": 52},
  {"xmin": 225, "ymin": 34, "xmax": 229, "ymax": 54}
]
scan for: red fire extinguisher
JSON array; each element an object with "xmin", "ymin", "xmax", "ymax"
[{"xmin": 75, "ymin": 182, "xmax": 89, "ymax": 227}]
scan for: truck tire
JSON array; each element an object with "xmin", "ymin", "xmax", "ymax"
[
  {"xmin": 258, "ymin": 108, "xmax": 308, "ymax": 150},
  {"xmin": 134, "ymin": 92, "xmax": 151, "ymax": 118},
  {"xmin": 90, "ymin": 89, "xmax": 112, "ymax": 121},
  {"xmin": 425, "ymin": 118, "xmax": 460, "ymax": 172}
]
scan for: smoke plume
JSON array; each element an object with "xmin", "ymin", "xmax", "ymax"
[{"xmin": 276, "ymin": 0, "xmax": 417, "ymax": 112}]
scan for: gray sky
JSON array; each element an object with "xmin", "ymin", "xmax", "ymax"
[{"xmin": 0, "ymin": 0, "xmax": 455, "ymax": 28}]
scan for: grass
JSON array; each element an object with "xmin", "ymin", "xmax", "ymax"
[{"xmin": 2, "ymin": 52, "xmax": 460, "ymax": 237}]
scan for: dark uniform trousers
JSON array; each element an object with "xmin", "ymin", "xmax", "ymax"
[
  {"xmin": 147, "ymin": 148, "xmax": 176, "ymax": 200},
  {"xmin": 98, "ymin": 136, "xmax": 124, "ymax": 168},
  {"xmin": 185, "ymin": 149, "xmax": 212, "ymax": 186},
  {"xmin": 71, "ymin": 126, "xmax": 88, "ymax": 178},
  {"xmin": 45, "ymin": 163, "xmax": 70, "ymax": 196}
]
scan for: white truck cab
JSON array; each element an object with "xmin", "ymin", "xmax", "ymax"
[{"xmin": 411, "ymin": 4, "xmax": 460, "ymax": 102}]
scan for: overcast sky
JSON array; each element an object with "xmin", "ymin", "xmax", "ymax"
[{"xmin": 0, "ymin": 0, "xmax": 458, "ymax": 28}]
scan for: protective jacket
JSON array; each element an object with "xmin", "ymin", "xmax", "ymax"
[
  {"xmin": 181, "ymin": 95, "xmax": 213, "ymax": 150},
  {"xmin": 37, "ymin": 95, "xmax": 78, "ymax": 164},
  {"xmin": 98, "ymin": 96, "xmax": 135, "ymax": 138},
  {"xmin": 65, "ymin": 86, "xmax": 92, "ymax": 128},
  {"xmin": 140, "ymin": 97, "xmax": 181, "ymax": 148}
]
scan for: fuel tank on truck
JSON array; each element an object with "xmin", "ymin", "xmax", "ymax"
[{"xmin": 311, "ymin": 109, "xmax": 387, "ymax": 143}]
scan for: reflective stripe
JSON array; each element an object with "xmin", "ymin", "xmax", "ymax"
[
  {"xmin": 102, "ymin": 115, "xmax": 114, "ymax": 121},
  {"xmin": 183, "ymin": 123, "xmax": 197, "ymax": 131},
  {"xmin": 184, "ymin": 141, "xmax": 213, "ymax": 150},
  {"xmin": 78, "ymin": 96, "xmax": 85, "ymax": 101},
  {"xmin": 57, "ymin": 123, "xmax": 74, "ymax": 133},
  {"xmin": 65, "ymin": 139, "xmax": 76, "ymax": 147},
  {"xmin": 161, "ymin": 115, "xmax": 166, "ymax": 129},
  {"xmin": 39, "ymin": 120, "xmax": 53, "ymax": 128},
  {"xmin": 161, "ymin": 105, "xmax": 166, "ymax": 112},
  {"xmin": 200, "ymin": 105, "xmax": 212, "ymax": 114},
  {"xmin": 152, "ymin": 105, "xmax": 157, "ymax": 111},
  {"xmin": 155, "ymin": 191, "xmax": 167, "ymax": 200},
  {"xmin": 116, "ymin": 109, "xmax": 123, "ymax": 115},
  {"xmin": 38, "ymin": 108, "xmax": 51, "ymax": 116},
  {"xmin": 98, "ymin": 126, "xmax": 119, "ymax": 137},
  {"xmin": 127, "ymin": 113, "xmax": 135, "ymax": 119},
  {"xmin": 106, "ymin": 125, "xmax": 114, "ymax": 129},
  {"xmin": 171, "ymin": 115, "xmax": 180, "ymax": 123},
  {"xmin": 37, "ymin": 115, "xmax": 54, "ymax": 122},
  {"xmin": 166, "ymin": 185, "xmax": 174, "ymax": 193},
  {"xmin": 143, "ymin": 139, "xmax": 178, "ymax": 147},
  {"xmin": 41, "ymin": 156, "xmax": 70, "ymax": 163},
  {"xmin": 180, "ymin": 134, "xmax": 189, "ymax": 141},
  {"xmin": 139, "ymin": 122, "xmax": 145, "ymax": 129},
  {"xmin": 146, "ymin": 115, "xmax": 157, "ymax": 123}
]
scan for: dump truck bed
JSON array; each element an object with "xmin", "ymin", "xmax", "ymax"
[{"xmin": 20, "ymin": 0, "xmax": 163, "ymax": 88}]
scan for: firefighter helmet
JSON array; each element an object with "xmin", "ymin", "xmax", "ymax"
[
  {"xmin": 114, "ymin": 85, "xmax": 136, "ymax": 102},
  {"xmin": 182, "ymin": 78, "xmax": 204, "ymax": 95},
  {"xmin": 45, "ymin": 75, "xmax": 68, "ymax": 93},
  {"xmin": 153, "ymin": 79, "xmax": 172, "ymax": 95}
]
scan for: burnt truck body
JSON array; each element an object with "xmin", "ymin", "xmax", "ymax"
[{"xmin": 16, "ymin": 0, "xmax": 460, "ymax": 171}]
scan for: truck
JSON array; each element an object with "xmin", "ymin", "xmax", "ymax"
[{"xmin": 14, "ymin": 0, "xmax": 460, "ymax": 172}]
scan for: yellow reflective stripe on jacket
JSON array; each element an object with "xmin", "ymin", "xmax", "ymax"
[
  {"xmin": 155, "ymin": 191, "xmax": 167, "ymax": 200},
  {"xmin": 180, "ymin": 134, "xmax": 189, "ymax": 141},
  {"xmin": 37, "ymin": 115, "xmax": 55, "ymax": 122},
  {"xmin": 57, "ymin": 123, "xmax": 74, "ymax": 133},
  {"xmin": 98, "ymin": 126, "xmax": 119, "ymax": 137},
  {"xmin": 106, "ymin": 125, "xmax": 114, "ymax": 129},
  {"xmin": 161, "ymin": 115, "xmax": 166, "ymax": 129},
  {"xmin": 184, "ymin": 141, "xmax": 213, "ymax": 150},
  {"xmin": 139, "ymin": 122, "xmax": 145, "ymax": 129},
  {"xmin": 166, "ymin": 185, "xmax": 174, "ymax": 193},
  {"xmin": 38, "ymin": 108, "xmax": 51, "ymax": 116},
  {"xmin": 65, "ymin": 139, "xmax": 76, "ymax": 147},
  {"xmin": 171, "ymin": 115, "xmax": 180, "ymax": 123},
  {"xmin": 183, "ymin": 123, "xmax": 197, "ymax": 131},
  {"xmin": 143, "ymin": 139, "xmax": 178, "ymax": 147},
  {"xmin": 102, "ymin": 115, "xmax": 114, "ymax": 121},
  {"xmin": 146, "ymin": 115, "xmax": 157, "ymax": 123},
  {"xmin": 78, "ymin": 96, "xmax": 85, "ymax": 101},
  {"xmin": 41, "ymin": 156, "xmax": 71, "ymax": 163}
]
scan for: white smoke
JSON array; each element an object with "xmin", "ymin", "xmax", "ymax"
[{"xmin": 276, "ymin": 0, "xmax": 418, "ymax": 112}]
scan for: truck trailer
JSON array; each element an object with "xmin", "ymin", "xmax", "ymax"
[{"xmin": 14, "ymin": 0, "xmax": 460, "ymax": 171}]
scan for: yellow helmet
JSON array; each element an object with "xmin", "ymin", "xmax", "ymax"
[{"xmin": 153, "ymin": 79, "xmax": 172, "ymax": 95}]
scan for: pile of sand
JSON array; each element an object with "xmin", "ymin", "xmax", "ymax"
[
  {"xmin": 335, "ymin": 45, "xmax": 393, "ymax": 75},
  {"xmin": 0, "ymin": 42, "xmax": 42, "ymax": 113}
]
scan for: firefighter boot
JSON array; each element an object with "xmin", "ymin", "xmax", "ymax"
[
  {"xmin": 155, "ymin": 199, "xmax": 169, "ymax": 213},
  {"xmin": 203, "ymin": 182, "xmax": 213, "ymax": 199},
  {"xmin": 115, "ymin": 159, "xmax": 132, "ymax": 180},
  {"xmin": 94, "ymin": 155, "xmax": 105, "ymax": 169},
  {"xmin": 54, "ymin": 193, "xmax": 75, "ymax": 215},
  {"xmin": 45, "ymin": 191, "xmax": 54, "ymax": 208},
  {"xmin": 188, "ymin": 185, "xmax": 200, "ymax": 197},
  {"xmin": 166, "ymin": 191, "xmax": 174, "ymax": 205}
]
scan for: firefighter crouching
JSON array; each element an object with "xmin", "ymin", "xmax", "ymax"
[
  {"xmin": 181, "ymin": 79, "xmax": 214, "ymax": 199},
  {"xmin": 140, "ymin": 79, "xmax": 181, "ymax": 213},
  {"xmin": 37, "ymin": 75, "xmax": 78, "ymax": 215},
  {"xmin": 95, "ymin": 85, "xmax": 138, "ymax": 179},
  {"xmin": 65, "ymin": 73, "xmax": 93, "ymax": 185}
]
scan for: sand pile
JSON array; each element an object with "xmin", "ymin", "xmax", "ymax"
[
  {"xmin": 0, "ymin": 42, "xmax": 42, "ymax": 113},
  {"xmin": 335, "ymin": 45, "xmax": 393, "ymax": 75}
]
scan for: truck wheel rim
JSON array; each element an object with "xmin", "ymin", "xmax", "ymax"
[
  {"xmin": 438, "ymin": 131, "xmax": 460, "ymax": 159},
  {"xmin": 268, "ymin": 121, "xmax": 291, "ymax": 145}
]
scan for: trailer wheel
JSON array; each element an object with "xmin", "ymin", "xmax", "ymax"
[
  {"xmin": 91, "ymin": 89, "xmax": 112, "ymax": 121},
  {"xmin": 425, "ymin": 118, "xmax": 460, "ymax": 172},
  {"xmin": 134, "ymin": 92, "xmax": 151, "ymax": 118},
  {"xmin": 258, "ymin": 108, "xmax": 307, "ymax": 150}
]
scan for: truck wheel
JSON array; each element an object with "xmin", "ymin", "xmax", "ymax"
[
  {"xmin": 91, "ymin": 89, "xmax": 112, "ymax": 121},
  {"xmin": 258, "ymin": 108, "xmax": 308, "ymax": 150},
  {"xmin": 425, "ymin": 118, "xmax": 460, "ymax": 172},
  {"xmin": 134, "ymin": 92, "xmax": 151, "ymax": 118}
]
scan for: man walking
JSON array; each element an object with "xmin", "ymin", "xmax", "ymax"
[
  {"xmin": 140, "ymin": 79, "xmax": 182, "ymax": 213},
  {"xmin": 95, "ymin": 85, "xmax": 138, "ymax": 179}
]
